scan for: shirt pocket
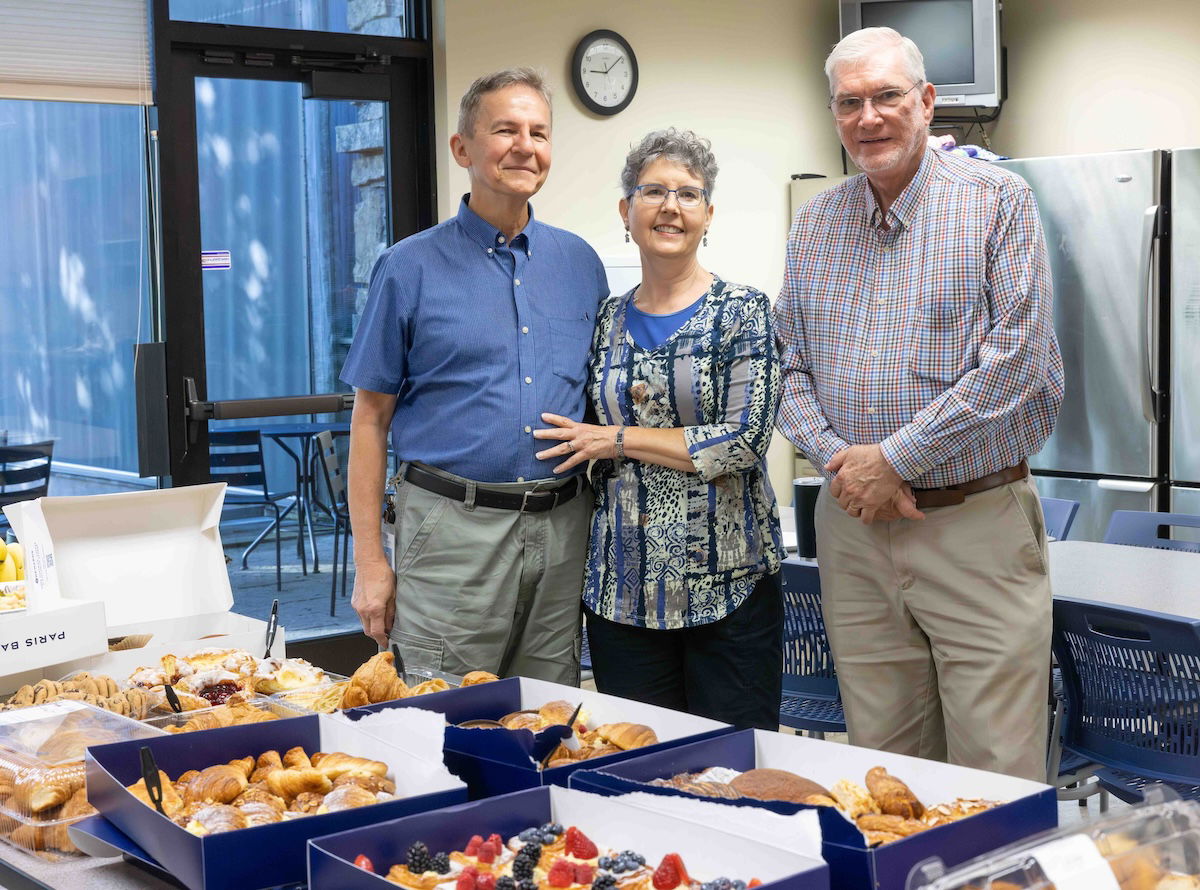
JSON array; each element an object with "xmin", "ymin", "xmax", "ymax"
[
  {"xmin": 548, "ymin": 315, "xmax": 596, "ymax": 384},
  {"xmin": 908, "ymin": 298, "xmax": 978, "ymax": 386}
]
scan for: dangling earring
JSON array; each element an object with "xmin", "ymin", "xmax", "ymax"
[
  {"xmin": 703, "ymin": 231, "xmax": 709, "ymax": 247},
  {"xmin": 625, "ymin": 229, "xmax": 630, "ymax": 243}
]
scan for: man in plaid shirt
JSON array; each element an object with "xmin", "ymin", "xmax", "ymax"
[{"xmin": 775, "ymin": 27, "xmax": 1063, "ymax": 780}]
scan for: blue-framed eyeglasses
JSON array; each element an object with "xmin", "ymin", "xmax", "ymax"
[{"xmin": 630, "ymin": 183, "xmax": 709, "ymax": 208}]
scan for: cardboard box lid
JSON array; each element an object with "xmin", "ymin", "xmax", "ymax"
[{"xmin": 12, "ymin": 484, "xmax": 232, "ymax": 624}]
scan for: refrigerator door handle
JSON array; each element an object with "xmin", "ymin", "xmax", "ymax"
[{"xmin": 1139, "ymin": 204, "xmax": 1162, "ymax": 424}]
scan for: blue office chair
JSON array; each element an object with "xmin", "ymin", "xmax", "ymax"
[
  {"xmin": 1104, "ymin": 511, "xmax": 1200, "ymax": 553},
  {"xmin": 1040, "ymin": 497, "xmax": 1080, "ymax": 541},
  {"xmin": 1052, "ymin": 597, "xmax": 1200, "ymax": 803},
  {"xmin": 779, "ymin": 566, "xmax": 845, "ymax": 737},
  {"xmin": 210, "ymin": 429, "xmax": 297, "ymax": 591}
]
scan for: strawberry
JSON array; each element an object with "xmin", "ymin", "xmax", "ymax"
[
  {"xmin": 354, "ymin": 854, "xmax": 375, "ymax": 873},
  {"xmin": 547, "ymin": 858, "xmax": 575, "ymax": 887},
  {"xmin": 466, "ymin": 835, "xmax": 484, "ymax": 856},
  {"xmin": 477, "ymin": 874, "xmax": 497, "ymax": 890},
  {"xmin": 573, "ymin": 863, "xmax": 595, "ymax": 884},
  {"xmin": 456, "ymin": 872, "xmax": 476, "ymax": 890},
  {"xmin": 564, "ymin": 826, "xmax": 598, "ymax": 860},
  {"xmin": 652, "ymin": 853, "xmax": 689, "ymax": 890},
  {"xmin": 747, "ymin": 880, "xmax": 762, "ymax": 888},
  {"xmin": 478, "ymin": 841, "xmax": 497, "ymax": 864}
]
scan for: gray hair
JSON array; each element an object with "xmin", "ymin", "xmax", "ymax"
[
  {"xmin": 620, "ymin": 128, "xmax": 719, "ymax": 198},
  {"xmin": 457, "ymin": 67, "xmax": 552, "ymax": 137},
  {"xmin": 824, "ymin": 27, "xmax": 926, "ymax": 92}
]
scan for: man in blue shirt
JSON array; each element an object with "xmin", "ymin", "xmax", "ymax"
[{"xmin": 341, "ymin": 68, "xmax": 607, "ymax": 683}]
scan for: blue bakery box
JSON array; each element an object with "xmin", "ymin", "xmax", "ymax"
[
  {"xmin": 80, "ymin": 713, "xmax": 468, "ymax": 890},
  {"xmin": 346, "ymin": 676, "xmax": 733, "ymax": 799},
  {"xmin": 568, "ymin": 729, "xmax": 1057, "ymax": 890},
  {"xmin": 307, "ymin": 784, "xmax": 830, "ymax": 890}
]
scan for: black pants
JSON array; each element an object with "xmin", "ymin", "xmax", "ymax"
[{"xmin": 585, "ymin": 573, "xmax": 784, "ymax": 730}]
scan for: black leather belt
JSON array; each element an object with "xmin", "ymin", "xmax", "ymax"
[
  {"xmin": 403, "ymin": 464, "xmax": 584, "ymax": 513},
  {"xmin": 912, "ymin": 460, "xmax": 1029, "ymax": 509}
]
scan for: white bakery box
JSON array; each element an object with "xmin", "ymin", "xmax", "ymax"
[
  {"xmin": 71, "ymin": 708, "xmax": 467, "ymax": 890},
  {"xmin": 345, "ymin": 676, "xmax": 734, "ymax": 798},
  {"xmin": 0, "ymin": 484, "xmax": 283, "ymax": 685},
  {"xmin": 307, "ymin": 784, "xmax": 830, "ymax": 890},
  {"xmin": 568, "ymin": 729, "xmax": 1057, "ymax": 890}
]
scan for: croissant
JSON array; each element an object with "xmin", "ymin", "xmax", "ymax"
[
  {"xmin": 856, "ymin": 813, "xmax": 928, "ymax": 837},
  {"xmin": 538, "ymin": 700, "xmax": 575, "ymax": 725},
  {"xmin": 594, "ymin": 722, "xmax": 657, "ymax": 750},
  {"xmin": 460, "ymin": 670, "xmax": 500, "ymax": 686},
  {"xmin": 232, "ymin": 786, "xmax": 286, "ymax": 812},
  {"xmin": 14, "ymin": 763, "xmax": 85, "ymax": 813},
  {"xmin": 183, "ymin": 764, "xmax": 249, "ymax": 805},
  {"xmin": 266, "ymin": 767, "xmax": 332, "ymax": 801},
  {"xmin": 227, "ymin": 756, "xmax": 255, "ymax": 779},
  {"xmin": 282, "ymin": 745, "xmax": 312, "ymax": 770},
  {"xmin": 238, "ymin": 800, "xmax": 285, "ymax": 826},
  {"xmin": 408, "ymin": 678, "xmax": 450, "ymax": 696},
  {"xmin": 340, "ymin": 651, "xmax": 408, "ymax": 708},
  {"xmin": 185, "ymin": 804, "xmax": 248, "ymax": 836},
  {"xmin": 288, "ymin": 790, "xmax": 325, "ymax": 814},
  {"xmin": 317, "ymin": 783, "xmax": 378, "ymax": 814},
  {"xmin": 127, "ymin": 770, "xmax": 185, "ymax": 816},
  {"xmin": 252, "ymin": 750, "xmax": 283, "ymax": 783},
  {"xmin": 500, "ymin": 710, "xmax": 546, "ymax": 731},
  {"xmin": 0, "ymin": 766, "xmax": 15, "ymax": 798},
  {"xmin": 865, "ymin": 767, "xmax": 925, "ymax": 819},
  {"xmin": 310, "ymin": 751, "xmax": 388, "ymax": 780},
  {"xmin": 333, "ymin": 773, "xmax": 396, "ymax": 795},
  {"xmin": 166, "ymin": 710, "xmax": 230, "ymax": 733}
]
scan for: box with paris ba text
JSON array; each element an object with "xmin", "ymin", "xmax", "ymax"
[
  {"xmin": 345, "ymin": 676, "xmax": 734, "ymax": 799},
  {"xmin": 78, "ymin": 708, "xmax": 466, "ymax": 890},
  {"xmin": 1, "ymin": 484, "xmax": 285, "ymax": 690},
  {"xmin": 307, "ymin": 784, "xmax": 829, "ymax": 890},
  {"xmin": 569, "ymin": 729, "xmax": 1057, "ymax": 890}
]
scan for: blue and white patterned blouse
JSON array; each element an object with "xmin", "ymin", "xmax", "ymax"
[{"xmin": 585, "ymin": 277, "xmax": 783, "ymax": 631}]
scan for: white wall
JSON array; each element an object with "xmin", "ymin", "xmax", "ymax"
[{"xmin": 434, "ymin": 0, "xmax": 842, "ymax": 502}]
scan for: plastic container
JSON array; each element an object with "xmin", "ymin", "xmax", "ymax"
[
  {"xmin": 270, "ymin": 671, "xmax": 452, "ymax": 714},
  {"xmin": 0, "ymin": 700, "xmax": 165, "ymax": 860},
  {"xmin": 142, "ymin": 696, "xmax": 310, "ymax": 733},
  {"xmin": 0, "ymin": 581, "xmax": 27, "ymax": 614},
  {"xmin": 909, "ymin": 793, "xmax": 1200, "ymax": 890}
]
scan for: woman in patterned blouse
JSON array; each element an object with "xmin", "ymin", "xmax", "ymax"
[{"xmin": 534, "ymin": 129, "xmax": 784, "ymax": 729}]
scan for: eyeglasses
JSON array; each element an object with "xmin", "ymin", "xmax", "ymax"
[
  {"xmin": 630, "ymin": 184, "xmax": 709, "ymax": 208},
  {"xmin": 829, "ymin": 81, "xmax": 924, "ymax": 120}
]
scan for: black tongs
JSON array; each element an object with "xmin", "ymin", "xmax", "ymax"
[
  {"xmin": 139, "ymin": 746, "xmax": 166, "ymax": 816},
  {"xmin": 390, "ymin": 642, "xmax": 407, "ymax": 677},
  {"xmin": 263, "ymin": 598, "xmax": 280, "ymax": 658}
]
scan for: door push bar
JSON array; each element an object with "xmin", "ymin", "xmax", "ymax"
[{"xmin": 183, "ymin": 377, "xmax": 355, "ymax": 443}]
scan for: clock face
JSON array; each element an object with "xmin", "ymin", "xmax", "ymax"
[{"xmin": 572, "ymin": 30, "xmax": 638, "ymax": 116}]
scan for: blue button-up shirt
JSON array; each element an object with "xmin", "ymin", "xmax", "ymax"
[{"xmin": 341, "ymin": 196, "xmax": 608, "ymax": 482}]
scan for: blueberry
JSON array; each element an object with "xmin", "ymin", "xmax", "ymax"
[
  {"xmin": 519, "ymin": 828, "xmax": 540, "ymax": 842},
  {"xmin": 733, "ymin": 881, "xmax": 746, "ymax": 890},
  {"xmin": 541, "ymin": 832, "xmax": 556, "ymax": 844},
  {"xmin": 542, "ymin": 822, "xmax": 564, "ymax": 835}
]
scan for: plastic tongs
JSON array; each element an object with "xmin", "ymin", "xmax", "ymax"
[
  {"xmin": 539, "ymin": 701, "xmax": 584, "ymax": 768},
  {"xmin": 263, "ymin": 598, "xmax": 280, "ymax": 658},
  {"xmin": 139, "ymin": 746, "xmax": 167, "ymax": 815},
  {"xmin": 390, "ymin": 642, "xmax": 407, "ymax": 677},
  {"xmin": 163, "ymin": 684, "xmax": 183, "ymax": 714}
]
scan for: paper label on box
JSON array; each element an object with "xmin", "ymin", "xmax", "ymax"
[
  {"xmin": 0, "ymin": 699, "xmax": 87, "ymax": 726},
  {"xmin": 1028, "ymin": 835, "xmax": 1120, "ymax": 890}
]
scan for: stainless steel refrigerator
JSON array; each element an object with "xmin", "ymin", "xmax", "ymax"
[{"xmin": 996, "ymin": 148, "xmax": 1200, "ymax": 541}]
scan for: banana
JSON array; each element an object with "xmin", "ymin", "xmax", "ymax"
[
  {"xmin": 6, "ymin": 542, "xmax": 22, "ymax": 575},
  {"xmin": 0, "ymin": 558, "xmax": 15, "ymax": 583}
]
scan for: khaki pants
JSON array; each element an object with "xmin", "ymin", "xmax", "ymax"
[
  {"xmin": 388, "ymin": 467, "xmax": 592, "ymax": 686},
  {"xmin": 815, "ymin": 475, "xmax": 1051, "ymax": 781}
]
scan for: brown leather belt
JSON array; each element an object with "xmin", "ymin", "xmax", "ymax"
[{"xmin": 911, "ymin": 460, "xmax": 1029, "ymax": 509}]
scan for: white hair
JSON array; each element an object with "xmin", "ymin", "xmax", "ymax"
[{"xmin": 824, "ymin": 27, "xmax": 926, "ymax": 93}]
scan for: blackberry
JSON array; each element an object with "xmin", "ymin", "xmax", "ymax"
[
  {"xmin": 431, "ymin": 852, "xmax": 451, "ymax": 875},
  {"xmin": 520, "ymin": 842, "xmax": 543, "ymax": 863},
  {"xmin": 407, "ymin": 842, "xmax": 432, "ymax": 874},
  {"xmin": 512, "ymin": 856, "xmax": 536, "ymax": 881},
  {"xmin": 496, "ymin": 877, "xmax": 517, "ymax": 890},
  {"xmin": 592, "ymin": 876, "xmax": 618, "ymax": 890},
  {"xmin": 519, "ymin": 881, "xmax": 538, "ymax": 890}
]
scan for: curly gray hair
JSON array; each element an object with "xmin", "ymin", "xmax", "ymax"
[
  {"xmin": 457, "ymin": 67, "xmax": 552, "ymax": 137},
  {"xmin": 619, "ymin": 128, "xmax": 718, "ymax": 198}
]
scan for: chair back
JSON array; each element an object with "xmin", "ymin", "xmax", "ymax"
[
  {"xmin": 1052, "ymin": 597, "xmax": 1200, "ymax": 785},
  {"xmin": 0, "ymin": 440, "xmax": 54, "ymax": 511},
  {"xmin": 781, "ymin": 579, "xmax": 840, "ymax": 701},
  {"xmin": 314, "ymin": 431, "xmax": 346, "ymax": 511},
  {"xmin": 208, "ymin": 429, "xmax": 270, "ymax": 499},
  {"xmin": 1104, "ymin": 511, "xmax": 1200, "ymax": 553},
  {"xmin": 1041, "ymin": 497, "xmax": 1080, "ymax": 540}
]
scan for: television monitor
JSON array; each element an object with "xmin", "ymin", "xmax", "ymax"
[{"xmin": 838, "ymin": 0, "xmax": 1002, "ymax": 108}]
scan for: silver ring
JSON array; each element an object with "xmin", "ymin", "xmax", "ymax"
[{"xmin": 565, "ymin": 441, "xmax": 575, "ymax": 453}]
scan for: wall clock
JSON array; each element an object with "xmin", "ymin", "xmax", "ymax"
[{"xmin": 571, "ymin": 29, "xmax": 638, "ymax": 116}]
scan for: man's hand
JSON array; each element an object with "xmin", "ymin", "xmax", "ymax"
[
  {"xmin": 351, "ymin": 558, "xmax": 396, "ymax": 647},
  {"xmin": 826, "ymin": 444, "xmax": 925, "ymax": 524}
]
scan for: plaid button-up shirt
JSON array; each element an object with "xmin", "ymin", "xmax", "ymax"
[{"xmin": 775, "ymin": 148, "xmax": 1064, "ymax": 488}]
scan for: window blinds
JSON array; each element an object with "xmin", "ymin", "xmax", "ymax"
[{"xmin": 0, "ymin": 0, "xmax": 152, "ymax": 105}]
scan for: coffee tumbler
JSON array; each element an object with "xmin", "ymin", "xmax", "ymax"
[{"xmin": 793, "ymin": 477, "xmax": 822, "ymax": 559}]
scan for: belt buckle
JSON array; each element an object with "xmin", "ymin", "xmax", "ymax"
[{"xmin": 520, "ymin": 489, "xmax": 557, "ymax": 513}]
